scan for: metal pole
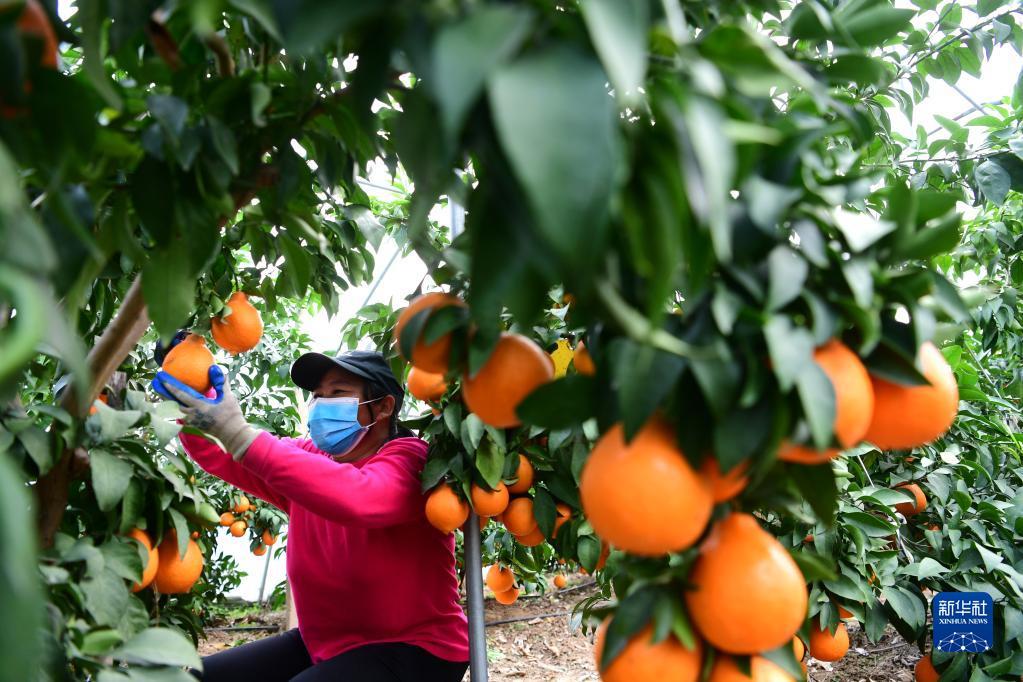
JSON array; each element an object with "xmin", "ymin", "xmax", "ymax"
[
  {"xmin": 464, "ymin": 514, "xmax": 489, "ymax": 681},
  {"xmin": 257, "ymin": 544, "xmax": 273, "ymax": 605}
]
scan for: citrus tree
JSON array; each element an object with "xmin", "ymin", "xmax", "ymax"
[{"xmin": 3, "ymin": 0, "xmax": 1023, "ymax": 681}]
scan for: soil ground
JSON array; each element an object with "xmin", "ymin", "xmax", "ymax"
[{"xmin": 198, "ymin": 576, "xmax": 922, "ymax": 681}]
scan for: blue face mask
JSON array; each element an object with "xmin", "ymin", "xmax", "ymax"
[{"xmin": 307, "ymin": 396, "xmax": 380, "ymax": 455}]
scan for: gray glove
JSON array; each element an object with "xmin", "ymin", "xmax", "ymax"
[{"xmin": 157, "ymin": 366, "xmax": 261, "ymax": 461}]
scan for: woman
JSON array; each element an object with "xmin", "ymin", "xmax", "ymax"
[{"xmin": 154, "ymin": 348, "xmax": 469, "ymax": 681}]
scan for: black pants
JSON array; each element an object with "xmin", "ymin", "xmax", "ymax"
[{"xmin": 194, "ymin": 628, "xmax": 468, "ymax": 681}]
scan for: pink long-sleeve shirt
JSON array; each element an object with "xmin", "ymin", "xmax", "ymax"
[{"xmin": 179, "ymin": 430, "xmax": 469, "ymax": 664}]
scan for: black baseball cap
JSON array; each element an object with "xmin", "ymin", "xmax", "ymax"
[{"xmin": 290, "ymin": 350, "xmax": 404, "ymax": 412}]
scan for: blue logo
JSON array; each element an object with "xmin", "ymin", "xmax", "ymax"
[{"xmin": 932, "ymin": 592, "xmax": 993, "ymax": 653}]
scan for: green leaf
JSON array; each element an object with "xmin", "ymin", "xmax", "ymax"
[
  {"xmin": 488, "ymin": 46, "xmax": 620, "ymax": 272},
  {"xmin": 111, "ymin": 627, "xmax": 202, "ymax": 669},
  {"xmin": 837, "ymin": 3, "xmax": 916, "ymax": 46},
  {"xmin": 608, "ymin": 340, "xmax": 686, "ymax": 439},
  {"xmin": 789, "ymin": 462, "xmax": 837, "ymax": 525},
  {"xmin": 475, "ymin": 438, "xmax": 505, "ymax": 489},
  {"xmin": 517, "ymin": 376, "xmax": 597, "ymax": 430},
  {"xmin": 421, "ymin": 456, "xmax": 452, "ymax": 493},
  {"xmin": 600, "ymin": 587, "xmax": 660, "ymax": 670},
  {"xmin": 432, "ymin": 5, "xmax": 533, "ymax": 140},
  {"xmin": 16, "ymin": 426, "xmax": 52, "ymax": 474},
  {"xmin": 842, "ymin": 511, "xmax": 897, "ymax": 537},
  {"xmin": 796, "ymin": 361, "xmax": 837, "ymax": 450},
  {"xmin": 581, "ymin": 0, "xmax": 649, "ymax": 105},
  {"xmin": 834, "ymin": 208, "xmax": 897, "ymax": 252},
  {"xmin": 745, "ymin": 176, "xmax": 802, "ymax": 231},
  {"xmin": 532, "ymin": 486, "xmax": 557, "ymax": 538},
  {"xmin": 81, "ymin": 629, "xmax": 124, "ymax": 656},
  {"xmin": 764, "ymin": 316, "xmax": 814, "ymax": 391},
  {"xmin": 270, "ymin": 0, "xmax": 379, "ymax": 54},
  {"xmin": 279, "ymin": 234, "xmax": 313, "ymax": 297},
  {"xmin": 461, "ymin": 413, "xmax": 485, "ymax": 453},
  {"xmin": 892, "ymin": 213, "xmax": 962, "ymax": 261},
  {"xmin": 142, "ymin": 245, "xmax": 197, "ymax": 343},
  {"xmin": 766, "ymin": 246, "xmax": 808, "ymax": 311},
  {"xmin": 89, "ymin": 402, "xmax": 144, "ymax": 442},
  {"xmin": 168, "ymin": 507, "xmax": 191, "ymax": 559},
  {"xmin": 82, "ymin": 568, "xmax": 130, "ymax": 627},
  {"xmin": 130, "ymin": 157, "xmax": 176, "ymax": 246},
  {"xmin": 976, "ymin": 160, "xmax": 1011, "ymax": 205},
  {"xmin": 77, "ymin": 0, "xmax": 122, "ymax": 109},
  {"xmin": 681, "ymin": 96, "xmax": 735, "ymax": 260},
  {"xmin": 90, "ymin": 449, "xmax": 134, "ymax": 512},
  {"xmin": 0, "ymin": 455, "xmax": 41, "ymax": 682}
]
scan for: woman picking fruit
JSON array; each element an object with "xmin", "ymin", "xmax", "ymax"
[{"xmin": 153, "ymin": 343, "xmax": 468, "ymax": 682}]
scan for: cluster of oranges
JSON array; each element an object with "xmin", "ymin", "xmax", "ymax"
[
  {"xmin": 218, "ymin": 495, "xmax": 277, "ymax": 556},
  {"xmin": 160, "ymin": 292, "xmax": 264, "ymax": 392},
  {"xmin": 125, "ymin": 528, "xmax": 203, "ymax": 594}
]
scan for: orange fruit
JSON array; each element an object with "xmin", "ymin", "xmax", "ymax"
[
  {"xmin": 594, "ymin": 623, "xmax": 702, "ymax": 682},
  {"xmin": 915, "ymin": 655, "xmax": 939, "ymax": 682},
  {"xmin": 864, "ymin": 342, "xmax": 959, "ymax": 450},
  {"xmin": 553, "ymin": 574, "xmax": 567, "ymax": 589},
  {"xmin": 393, "ymin": 292, "xmax": 466, "ymax": 373},
  {"xmin": 161, "ymin": 334, "xmax": 214, "ymax": 393},
  {"xmin": 837, "ymin": 604, "xmax": 854, "ymax": 619},
  {"xmin": 425, "ymin": 484, "xmax": 470, "ymax": 533},
  {"xmin": 15, "ymin": 0, "xmax": 57, "ymax": 68},
  {"xmin": 779, "ymin": 340, "xmax": 874, "ymax": 463},
  {"xmin": 793, "ymin": 636, "xmax": 805, "ymax": 661},
  {"xmin": 494, "ymin": 586, "xmax": 520, "ymax": 605},
  {"xmin": 233, "ymin": 495, "xmax": 251, "ymax": 514},
  {"xmin": 127, "ymin": 528, "xmax": 159, "ymax": 592},
  {"xmin": 507, "ymin": 454, "xmax": 535, "ymax": 494},
  {"xmin": 154, "ymin": 531, "xmax": 203, "ymax": 594},
  {"xmin": 408, "ymin": 367, "xmax": 448, "ymax": 402},
  {"xmin": 516, "ymin": 526, "xmax": 546, "ymax": 547},
  {"xmin": 709, "ymin": 655, "xmax": 795, "ymax": 681},
  {"xmin": 701, "ymin": 458, "xmax": 749, "ymax": 502},
  {"xmin": 471, "ymin": 482, "xmax": 510, "ymax": 517},
  {"xmin": 895, "ymin": 483, "xmax": 927, "ymax": 516},
  {"xmin": 581, "ymin": 419, "xmax": 713, "ymax": 555},
  {"xmin": 462, "ymin": 333, "xmax": 554, "ymax": 428},
  {"xmin": 553, "ymin": 502, "xmax": 572, "ymax": 538},
  {"xmin": 219, "ymin": 512, "xmax": 235, "ymax": 526},
  {"xmin": 574, "ymin": 341, "xmax": 596, "ymax": 376},
  {"xmin": 210, "ymin": 292, "xmax": 263, "ymax": 354},
  {"xmin": 229, "ymin": 520, "xmax": 247, "ymax": 537},
  {"xmin": 803, "ymin": 534, "xmax": 814, "ymax": 544},
  {"xmin": 262, "ymin": 530, "xmax": 277, "ymax": 546},
  {"xmin": 252, "ymin": 544, "xmax": 267, "ymax": 556},
  {"xmin": 486, "ymin": 565, "xmax": 515, "ymax": 593},
  {"xmin": 685, "ymin": 513, "xmax": 808, "ymax": 654},
  {"xmin": 190, "ymin": 531, "xmax": 199, "ymax": 539},
  {"xmin": 808, "ymin": 621, "xmax": 848, "ymax": 662},
  {"xmin": 503, "ymin": 497, "xmax": 538, "ymax": 536}
]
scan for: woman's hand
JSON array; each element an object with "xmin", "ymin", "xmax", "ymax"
[{"xmin": 152, "ymin": 365, "xmax": 261, "ymax": 461}]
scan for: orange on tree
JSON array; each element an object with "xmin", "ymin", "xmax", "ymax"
[
  {"xmin": 593, "ymin": 622, "xmax": 702, "ymax": 682},
  {"xmin": 486, "ymin": 565, "xmax": 515, "ymax": 593},
  {"xmin": 708, "ymin": 655, "xmax": 795, "ymax": 682},
  {"xmin": 233, "ymin": 495, "xmax": 251, "ymax": 513},
  {"xmin": 3, "ymin": 0, "xmax": 58, "ymax": 118},
  {"xmin": 393, "ymin": 292, "xmax": 466, "ymax": 373},
  {"xmin": 210, "ymin": 292, "xmax": 263, "ymax": 354},
  {"xmin": 219, "ymin": 512, "xmax": 235, "ymax": 526},
  {"xmin": 407, "ymin": 367, "xmax": 447, "ymax": 402},
  {"xmin": 161, "ymin": 333, "xmax": 215, "ymax": 393},
  {"xmin": 580, "ymin": 418, "xmax": 713, "ymax": 555},
  {"xmin": 494, "ymin": 586, "xmax": 520, "ymax": 605},
  {"xmin": 552, "ymin": 502, "xmax": 572, "ymax": 538},
  {"xmin": 895, "ymin": 482, "xmax": 927, "ymax": 516},
  {"xmin": 808, "ymin": 620, "xmax": 849, "ymax": 662},
  {"xmin": 154, "ymin": 531, "xmax": 204, "ymax": 594},
  {"xmin": 262, "ymin": 529, "xmax": 277, "ymax": 546},
  {"xmin": 574, "ymin": 340, "xmax": 596, "ymax": 376},
  {"xmin": 425, "ymin": 483, "xmax": 469, "ymax": 533},
  {"xmin": 837, "ymin": 604, "xmax": 854, "ymax": 619},
  {"xmin": 507, "ymin": 454, "xmax": 534, "ymax": 494},
  {"xmin": 700, "ymin": 457, "xmax": 749, "ymax": 503},
  {"xmin": 190, "ymin": 531, "xmax": 199, "ymax": 539},
  {"xmin": 595, "ymin": 541, "xmax": 610, "ymax": 571},
  {"xmin": 230, "ymin": 520, "xmax": 247, "ymax": 537},
  {"xmin": 915, "ymin": 654, "xmax": 939, "ymax": 682},
  {"xmin": 252, "ymin": 544, "xmax": 267, "ymax": 556},
  {"xmin": 863, "ymin": 341, "xmax": 959, "ymax": 450},
  {"xmin": 553, "ymin": 574, "xmax": 567, "ymax": 589},
  {"xmin": 126, "ymin": 528, "xmax": 159, "ymax": 593},
  {"xmin": 470, "ymin": 482, "xmax": 509, "ymax": 517},
  {"xmin": 503, "ymin": 497, "xmax": 538, "ymax": 536},
  {"xmin": 461, "ymin": 332, "xmax": 554, "ymax": 428},
  {"xmin": 792, "ymin": 636, "xmax": 805, "ymax": 662},
  {"xmin": 515, "ymin": 525, "xmax": 545, "ymax": 547},
  {"xmin": 778, "ymin": 339, "xmax": 874, "ymax": 464},
  {"xmin": 685, "ymin": 513, "xmax": 808, "ymax": 654}
]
